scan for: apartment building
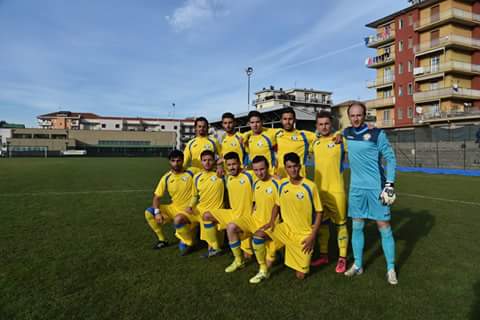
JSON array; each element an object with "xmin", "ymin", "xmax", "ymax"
[{"xmin": 365, "ymin": 0, "xmax": 480, "ymax": 128}]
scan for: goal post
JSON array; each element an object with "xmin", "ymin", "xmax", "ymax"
[{"xmin": 8, "ymin": 146, "xmax": 48, "ymax": 158}]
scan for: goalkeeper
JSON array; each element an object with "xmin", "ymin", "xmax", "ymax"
[{"xmin": 342, "ymin": 102, "xmax": 398, "ymax": 285}]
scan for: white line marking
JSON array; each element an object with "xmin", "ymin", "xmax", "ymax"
[
  {"xmin": 399, "ymin": 193, "xmax": 480, "ymax": 207},
  {"xmin": 0, "ymin": 189, "xmax": 151, "ymax": 197}
]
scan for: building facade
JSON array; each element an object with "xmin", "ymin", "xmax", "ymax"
[
  {"xmin": 365, "ymin": 0, "xmax": 480, "ymax": 128},
  {"xmin": 37, "ymin": 111, "xmax": 195, "ymax": 149}
]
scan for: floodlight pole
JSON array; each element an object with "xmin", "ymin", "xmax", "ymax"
[{"xmin": 245, "ymin": 67, "xmax": 254, "ymax": 111}]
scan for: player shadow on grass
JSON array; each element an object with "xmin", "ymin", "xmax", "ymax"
[
  {"xmin": 470, "ymin": 281, "xmax": 480, "ymax": 320},
  {"xmin": 361, "ymin": 208, "xmax": 435, "ymax": 273}
]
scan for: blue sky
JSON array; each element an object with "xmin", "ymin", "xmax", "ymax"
[{"xmin": 0, "ymin": 0, "xmax": 407, "ymax": 127}]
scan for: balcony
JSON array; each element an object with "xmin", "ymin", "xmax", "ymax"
[
  {"xmin": 414, "ymin": 61, "xmax": 480, "ymax": 82},
  {"xmin": 365, "ymin": 97, "xmax": 396, "ymax": 109},
  {"xmin": 414, "ymin": 107, "xmax": 480, "ymax": 124},
  {"xmin": 367, "ymin": 76, "xmax": 395, "ymax": 88},
  {"xmin": 414, "ymin": 8, "xmax": 480, "ymax": 32},
  {"xmin": 366, "ymin": 52, "xmax": 395, "ymax": 68},
  {"xmin": 413, "ymin": 87, "xmax": 480, "ymax": 103},
  {"xmin": 366, "ymin": 30, "xmax": 395, "ymax": 48},
  {"xmin": 37, "ymin": 119, "xmax": 52, "ymax": 127},
  {"xmin": 414, "ymin": 35, "xmax": 480, "ymax": 56},
  {"xmin": 377, "ymin": 119, "xmax": 395, "ymax": 128}
]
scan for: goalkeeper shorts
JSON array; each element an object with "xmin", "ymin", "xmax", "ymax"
[{"xmin": 348, "ymin": 188, "xmax": 390, "ymax": 221}]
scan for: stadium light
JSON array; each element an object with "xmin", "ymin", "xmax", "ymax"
[{"xmin": 245, "ymin": 67, "xmax": 254, "ymax": 111}]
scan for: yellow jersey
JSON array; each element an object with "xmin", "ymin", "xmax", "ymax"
[
  {"xmin": 220, "ymin": 132, "xmax": 247, "ymax": 166},
  {"xmin": 310, "ymin": 134, "xmax": 346, "ymax": 194},
  {"xmin": 253, "ymin": 178, "xmax": 279, "ymax": 224},
  {"xmin": 154, "ymin": 169, "xmax": 194, "ymax": 209},
  {"xmin": 275, "ymin": 129, "xmax": 316, "ymax": 177},
  {"xmin": 226, "ymin": 171, "xmax": 254, "ymax": 215},
  {"xmin": 184, "ymin": 136, "xmax": 221, "ymax": 171},
  {"xmin": 277, "ymin": 178, "xmax": 322, "ymax": 234},
  {"xmin": 244, "ymin": 128, "xmax": 277, "ymax": 170},
  {"xmin": 193, "ymin": 170, "xmax": 225, "ymax": 212}
]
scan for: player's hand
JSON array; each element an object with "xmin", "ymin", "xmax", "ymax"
[
  {"xmin": 216, "ymin": 166, "xmax": 225, "ymax": 177},
  {"xmin": 380, "ymin": 182, "xmax": 396, "ymax": 206},
  {"xmin": 332, "ymin": 133, "xmax": 343, "ymax": 144},
  {"xmin": 154, "ymin": 212, "xmax": 164, "ymax": 224},
  {"xmin": 185, "ymin": 207, "xmax": 194, "ymax": 215},
  {"xmin": 301, "ymin": 235, "xmax": 315, "ymax": 254},
  {"xmin": 260, "ymin": 220, "xmax": 274, "ymax": 231}
]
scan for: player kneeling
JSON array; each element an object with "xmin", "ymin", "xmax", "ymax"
[
  {"xmin": 252, "ymin": 152, "xmax": 323, "ymax": 281},
  {"xmin": 144, "ymin": 149, "xmax": 196, "ymax": 255},
  {"xmin": 224, "ymin": 155, "xmax": 279, "ymax": 280}
]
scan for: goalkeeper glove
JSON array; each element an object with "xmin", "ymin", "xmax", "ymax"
[{"xmin": 380, "ymin": 182, "xmax": 396, "ymax": 206}]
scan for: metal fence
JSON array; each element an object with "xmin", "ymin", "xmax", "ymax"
[{"xmin": 385, "ymin": 124, "xmax": 480, "ymax": 170}]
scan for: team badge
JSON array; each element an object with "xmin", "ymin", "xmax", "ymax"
[
  {"xmin": 296, "ymin": 192, "xmax": 305, "ymax": 200},
  {"xmin": 363, "ymin": 133, "xmax": 371, "ymax": 141},
  {"xmin": 291, "ymin": 135, "xmax": 298, "ymax": 141},
  {"xmin": 210, "ymin": 176, "xmax": 217, "ymax": 181},
  {"xmin": 230, "ymin": 141, "xmax": 237, "ymax": 147},
  {"xmin": 181, "ymin": 176, "xmax": 188, "ymax": 182},
  {"xmin": 327, "ymin": 142, "xmax": 335, "ymax": 148},
  {"xmin": 239, "ymin": 179, "xmax": 245, "ymax": 184},
  {"xmin": 266, "ymin": 187, "xmax": 273, "ymax": 194},
  {"xmin": 256, "ymin": 141, "xmax": 264, "ymax": 147},
  {"xmin": 204, "ymin": 144, "xmax": 212, "ymax": 150}
]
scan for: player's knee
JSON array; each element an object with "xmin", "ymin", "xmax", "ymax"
[
  {"xmin": 352, "ymin": 219, "xmax": 365, "ymax": 230},
  {"xmin": 202, "ymin": 212, "xmax": 212, "ymax": 221},
  {"xmin": 376, "ymin": 220, "xmax": 390, "ymax": 230},
  {"xmin": 226, "ymin": 223, "xmax": 238, "ymax": 233},
  {"xmin": 253, "ymin": 230, "xmax": 266, "ymax": 239},
  {"xmin": 174, "ymin": 214, "xmax": 187, "ymax": 224}
]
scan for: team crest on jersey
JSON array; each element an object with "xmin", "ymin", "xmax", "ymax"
[
  {"xmin": 181, "ymin": 176, "xmax": 188, "ymax": 182},
  {"xmin": 256, "ymin": 141, "xmax": 264, "ymax": 147},
  {"xmin": 210, "ymin": 176, "xmax": 217, "ymax": 181},
  {"xmin": 239, "ymin": 179, "xmax": 245, "ymax": 184},
  {"xmin": 363, "ymin": 133, "xmax": 371, "ymax": 141},
  {"xmin": 327, "ymin": 142, "xmax": 335, "ymax": 148},
  {"xmin": 296, "ymin": 191, "xmax": 305, "ymax": 200},
  {"xmin": 291, "ymin": 135, "xmax": 298, "ymax": 141},
  {"xmin": 204, "ymin": 144, "xmax": 212, "ymax": 150},
  {"xmin": 230, "ymin": 141, "xmax": 237, "ymax": 147},
  {"xmin": 266, "ymin": 187, "xmax": 273, "ymax": 194}
]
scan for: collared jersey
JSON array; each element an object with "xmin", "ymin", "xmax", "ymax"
[
  {"xmin": 154, "ymin": 169, "xmax": 194, "ymax": 209},
  {"xmin": 253, "ymin": 178, "xmax": 280, "ymax": 223},
  {"xmin": 220, "ymin": 132, "xmax": 248, "ymax": 166},
  {"xmin": 245, "ymin": 128, "xmax": 277, "ymax": 169},
  {"xmin": 276, "ymin": 129, "xmax": 316, "ymax": 173},
  {"xmin": 277, "ymin": 178, "xmax": 322, "ymax": 234},
  {"xmin": 343, "ymin": 125, "xmax": 396, "ymax": 190},
  {"xmin": 310, "ymin": 134, "xmax": 346, "ymax": 193},
  {"xmin": 226, "ymin": 171, "xmax": 254, "ymax": 215},
  {"xmin": 184, "ymin": 136, "xmax": 221, "ymax": 170},
  {"xmin": 193, "ymin": 170, "xmax": 225, "ymax": 211}
]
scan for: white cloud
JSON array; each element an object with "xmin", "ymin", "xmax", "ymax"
[{"xmin": 166, "ymin": 0, "xmax": 230, "ymax": 32}]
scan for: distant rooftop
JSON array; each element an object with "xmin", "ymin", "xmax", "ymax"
[
  {"xmin": 38, "ymin": 111, "xmax": 194, "ymax": 122},
  {"xmin": 0, "ymin": 121, "xmax": 25, "ymax": 129}
]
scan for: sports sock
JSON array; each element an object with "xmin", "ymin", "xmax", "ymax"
[
  {"xmin": 318, "ymin": 223, "xmax": 330, "ymax": 255},
  {"xmin": 145, "ymin": 210, "xmax": 166, "ymax": 241},
  {"xmin": 252, "ymin": 236, "xmax": 267, "ymax": 272},
  {"xmin": 352, "ymin": 220, "xmax": 365, "ymax": 268},
  {"xmin": 379, "ymin": 226, "xmax": 395, "ymax": 271},
  {"xmin": 241, "ymin": 238, "xmax": 253, "ymax": 256},
  {"xmin": 336, "ymin": 223, "xmax": 349, "ymax": 258},
  {"xmin": 229, "ymin": 240, "xmax": 243, "ymax": 263},
  {"xmin": 203, "ymin": 222, "xmax": 220, "ymax": 250},
  {"xmin": 175, "ymin": 223, "xmax": 193, "ymax": 246}
]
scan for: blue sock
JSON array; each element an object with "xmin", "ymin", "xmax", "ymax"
[
  {"xmin": 352, "ymin": 220, "xmax": 365, "ymax": 269},
  {"xmin": 379, "ymin": 226, "xmax": 395, "ymax": 271}
]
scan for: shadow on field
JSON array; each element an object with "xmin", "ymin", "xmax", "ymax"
[
  {"xmin": 363, "ymin": 209, "xmax": 435, "ymax": 272},
  {"xmin": 470, "ymin": 281, "xmax": 480, "ymax": 320}
]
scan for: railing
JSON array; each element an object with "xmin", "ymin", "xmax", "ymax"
[
  {"xmin": 414, "ymin": 8, "xmax": 480, "ymax": 29},
  {"xmin": 414, "ymin": 61, "xmax": 480, "ymax": 76},
  {"xmin": 414, "ymin": 87, "xmax": 480, "ymax": 101},
  {"xmin": 414, "ymin": 108, "xmax": 480, "ymax": 123},
  {"xmin": 253, "ymin": 97, "xmax": 331, "ymax": 105},
  {"xmin": 366, "ymin": 52, "xmax": 395, "ymax": 67},
  {"xmin": 414, "ymin": 35, "xmax": 480, "ymax": 53},
  {"xmin": 365, "ymin": 97, "xmax": 396, "ymax": 109},
  {"xmin": 366, "ymin": 30, "xmax": 395, "ymax": 47},
  {"xmin": 367, "ymin": 76, "xmax": 395, "ymax": 88},
  {"xmin": 379, "ymin": 119, "xmax": 395, "ymax": 127}
]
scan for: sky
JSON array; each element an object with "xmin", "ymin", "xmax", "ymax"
[{"xmin": 0, "ymin": 0, "xmax": 407, "ymax": 127}]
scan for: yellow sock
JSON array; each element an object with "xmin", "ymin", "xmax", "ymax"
[
  {"xmin": 337, "ymin": 224, "xmax": 349, "ymax": 258},
  {"xmin": 241, "ymin": 238, "xmax": 253, "ymax": 256},
  {"xmin": 319, "ymin": 223, "xmax": 330, "ymax": 255},
  {"xmin": 145, "ymin": 210, "xmax": 166, "ymax": 241},
  {"xmin": 253, "ymin": 237, "xmax": 267, "ymax": 272},
  {"xmin": 229, "ymin": 240, "xmax": 243, "ymax": 263},
  {"xmin": 204, "ymin": 222, "xmax": 219, "ymax": 250},
  {"xmin": 175, "ymin": 223, "xmax": 193, "ymax": 246},
  {"xmin": 266, "ymin": 241, "xmax": 277, "ymax": 263}
]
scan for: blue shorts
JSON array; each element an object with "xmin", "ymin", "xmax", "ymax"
[{"xmin": 348, "ymin": 188, "xmax": 391, "ymax": 221}]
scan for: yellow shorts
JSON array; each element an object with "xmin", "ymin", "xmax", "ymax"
[
  {"xmin": 210, "ymin": 208, "xmax": 246, "ymax": 230},
  {"xmin": 234, "ymin": 215, "xmax": 277, "ymax": 260},
  {"xmin": 320, "ymin": 192, "xmax": 347, "ymax": 226},
  {"xmin": 158, "ymin": 204, "xmax": 188, "ymax": 221},
  {"xmin": 267, "ymin": 223, "xmax": 312, "ymax": 274}
]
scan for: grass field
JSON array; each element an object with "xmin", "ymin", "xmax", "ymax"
[{"xmin": 1, "ymin": 158, "xmax": 479, "ymax": 320}]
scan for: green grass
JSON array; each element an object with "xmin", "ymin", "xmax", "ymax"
[{"xmin": 0, "ymin": 158, "xmax": 479, "ymax": 320}]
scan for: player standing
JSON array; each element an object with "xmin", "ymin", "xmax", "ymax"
[
  {"xmin": 218, "ymin": 112, "xmax": 247, "ymax": 168},
  {"xmin": 310, "ymin": 111, "xmax": 349, "ymax": 273},
  {"xmin": 342, "ymin": 102, "xmax": 398, "ymax": 285}
]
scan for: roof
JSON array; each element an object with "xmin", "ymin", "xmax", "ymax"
[
  {"xmin": 255, "ymin": 87, "xmax": 332, "ymax": 95},
  {"xmin": 210, "ymin": 105, "xmax": 318, "ymax": 124},
  {"xmin": 37, "ymin": 111, "xmax": 194, "ymax": 123},
  {"xmin": 332, "ymin": 100, "xmax": 365, "ymax": 108}
]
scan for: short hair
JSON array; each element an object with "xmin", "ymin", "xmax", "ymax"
[
  {"xmin": 252, "ymin": 155, "xmax": 269, "ymax": 168},
  {"xmin": 281, "ymin": 107, "xmax": 296, "ymax": 119},
  {"xmin": 222, "ymin": 112, "xmax": 235, "ymax": 120},
  {"xmin": 316, "ymin": 111, "xmax": 332, "ymax": 121},
  {"xmin": 194, "ymin": 116, "xmax": 209, "ymax": 127},
  {"xmin": 168, "ymin": 149, "xmax": 184, "ymax": 160},
  {"xmin": 248, "ymin": 110, "xmax": 262, "ymax": 121},
  {"xmin": 224, "ymin": 151, "xmax": 240, "ymax": 162},
  {"xmin": 200, "ymin": 149, "xmax": 215, "ymax": 159},
  {"xmin": 283, "ymin": 152, "xmax": 300, "ymax": 165},
  {"xmin": 347, "ymin": 101, "xmax": 367, "ymax": 117}
]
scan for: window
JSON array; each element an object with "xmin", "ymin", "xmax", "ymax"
[
  {"xmin": 115, "ymin": 124, "xmax": 120, "ymax": 129},
  {"xmin": 408, "ymin": 60, "xmax": 413, "ymax": 72},
  {"xmin": 408, "ymin": 106, "xmax": 413, "ymax": 119},
  {"xmin": 408, "ymin": 83, "xmax": 413, "ymax": 95},
  {"xmin": 384, "ymin": 67, "xmax": 393, "ymax": 82},
  {"xmin": 399, "ymin": 85, "xmax": 404, "ymax": 96},
  {"xmin": 399, "ymin": 40, "xmax": 404, "ymax": 52},
  {"xmin": 383, "ymin": 109, "xmax": 391, "ymax": 121},
  {"xmin": 431, "ymin": 55, "xmax": 440, "ymax": 72},
  {"xmin": 430, "ymin": 81, "xmax": 439, "ymax": 90},
  {"xmin": 408, "ymin": 14, "xmax": 413, "ymax": 26},
  {"xmin": 101, "ymin": 124, "xmax": 106, "ymax": 128},
  {"xmin": 399, "ymin": 18, "xmax": 404, "ymax": 30},
  {"xmin": 408, "ymin": 37, "xmax": 413, "ymax": 49},
  {"xmin": 397, "ymin": 108, "xmax": 404, "ymax": 120},
  {"xmin": 399, "ymin": 63, "xmax": 404, "ymax": 74}
]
